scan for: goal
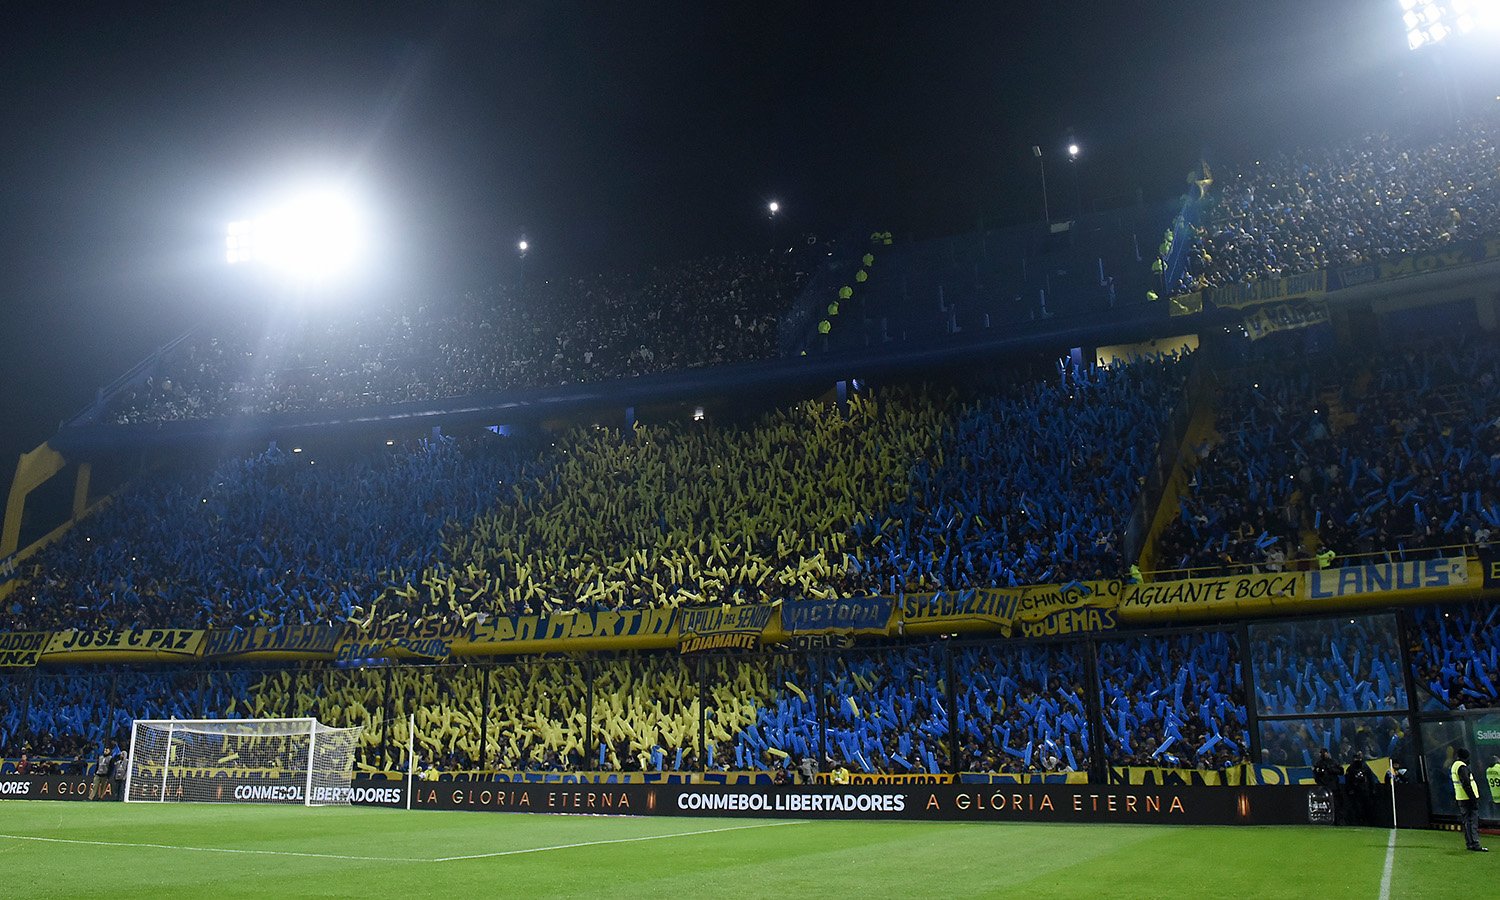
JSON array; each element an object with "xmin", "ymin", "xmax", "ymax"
[{"xmin": 124, "ymin": 718, "xmax": 363, "ymax": 806}]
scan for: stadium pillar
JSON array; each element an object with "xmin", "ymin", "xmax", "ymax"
[
  {"xmin": 944, "ymin": 642, "xmax": 959, "ymax": 776},
  {"xmin": 480, "ymin": 664, "xmax": 490, "ymax": 770},
  {"xmin": 814, "ymin": 652, "xmax": 828, "ymax": 770},
  {"xmin": 1, "ymin": 442, "xmax": 67, "ymax": 559},
  {"xmin": 1239, "ymin": 623, "xmax": 1263, "ymax": 764},
  {"xmin": 697, "ymin": 655, "xmax": 708, "ymax": 773},
  {"xmin": 1082, "ymin": 637, "xmax": 1108, "ymax": 785},
  {"xmin": 585, "ymin": 658, "xmax": 595, "ymax": 767},
  {"xmin": 382, "ymin": 666, "xmax": 394, "ymax": 770},
  {"xmin": 1394, "ymin": 610, "xmax": 1427, "ymax": 784},
  {"xmin": 71, "ymin": 463, "xmax": 92, "ymax": 521}
]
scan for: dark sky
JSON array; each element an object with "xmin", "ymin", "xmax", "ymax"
[{"xmin": 1, "ymin": 0, "xmax": 1495, "ymax": 471}]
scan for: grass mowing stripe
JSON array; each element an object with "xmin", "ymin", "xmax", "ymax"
[
  {"xmin": 432, "ymin": 820, "xmax": 807, "ymax": 861},
  {"xmin": 1378, "ymin": 829, "xmax": 1395, "ymax": 900},
  {"xmin": 0, "ymin": 832, "xmax": 424, "ymax": 862},
  {"xmin": 0, "ymin": 820, "xmax": 805, "ymax": 866}
]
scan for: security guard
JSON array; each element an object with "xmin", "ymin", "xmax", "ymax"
[{"xmin": 1452, "ymin": 748, "xmax": 1488, "ymax": 851}]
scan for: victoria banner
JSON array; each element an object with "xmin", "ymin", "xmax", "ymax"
[{"xmin": 780, "ymin": 597, "xmax": 893, "ymax": 635}]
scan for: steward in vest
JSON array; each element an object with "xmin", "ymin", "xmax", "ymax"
[{"xmin": 1452, "ymin": 748, "xmax": 1487, "ymax": 851}]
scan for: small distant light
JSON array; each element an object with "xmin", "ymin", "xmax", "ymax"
[
  {"xmin": 768, "ymin": 201, "xmax": 780, "ymax": 214},
  {"xmin": 518, "ymin": 240, "xmax": 529, "ymax": 252},
  {"xmin": 1068, "ymin": 143, "xmax": 1080, "ymax": 158},
  {"xmin": 293, "ymin": 447, "xmax": 303, "ymax": 453},
  {"xmin": 385, "ymin": 440, "xmax": 395, "ymax": 446},
  {"xmin": 693, "ymin": 407, "xmax": 705, "ymax": 421}
]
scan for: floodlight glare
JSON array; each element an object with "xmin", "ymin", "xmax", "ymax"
[
  {"xmin": 1067, "ymin": 143, "xmax": 1080, "ymax": 158},
  {"xmin": 768, "ymin": 201, "xmax": 780, "ymax": 214},
  {"xmin": 225, "ymin": 187, "xmax": 364, "ymax": 283},
  {"xmin": 518, "ymin": 239, "xmax": 529, "ymax": 252}
]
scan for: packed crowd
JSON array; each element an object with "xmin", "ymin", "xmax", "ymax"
[
  {"xmin": 952, "ymin": 643, "xmax": 1091, "ymax": 774},
  {"xmin": 1172, "ymin": 117, "xmax": 1500, "ymax": 294},
  {"xmin": 0, "ymin": 434, "xmax": 538, "ymax": 631},
  {"xmin": 1154, "ymin": 340, "xmax": 1500, "ymax": 576},
  {"xmin": 1097, "ymin": 632, "xmax": 1249, "ymax": 769},
  {"xmin": 104, "ymin": 254, "xmax": 803, "ymax": 425},
  {"xmin": 1249, "ymin": 616, "xmax": 1407, "ymax": 717},
  {"xmin": 8, "ymin": 601, "xmax": 1479, "ymax": 776},
  {"xmin": 8, "ymin": 352, "xmax": 1193, "ymax": 631},
  {"xmin": 1409, "ymin": 602, "xmax": 1500, "ymax": 712}
]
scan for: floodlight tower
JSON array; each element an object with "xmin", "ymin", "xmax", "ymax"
[
  {"xmin": 1031, "ymin": 146, "xmax": 1050, "ymax": 225},
  {"xmin": 1398, "ymin": 1, "xmax": 1500, "ymax": 121},
  {"xmin": 1067, "ymin": 141, "xmax": 1083, "ymax": 218}
]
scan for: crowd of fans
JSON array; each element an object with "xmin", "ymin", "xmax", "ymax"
[
  {"xmin": 8, "ymin": 354, "xmax": 1188, "ymax": 631},
  {"xmin": 1172, "ymin": 117, "xmax": 1500, "ymax": 294},
  {"xmin": 1154, "ymin": 339, "xmax": 1500, "ymax": 576},
  {"xmin": 1, "ymin": 434, "xmax": 538, "ymax": 631},
  {"xmin": 5, "ymin": 599, "xmax": 1489, "ymax": 776},
  {"xmin": 1248, "ymin": 616, "xmax": 1407, "ymax": 717},
  {"xmin": 1097, "ymin": 632, "xmax": 1248, "ymax": 770},
  {"xmin": 953, "ymin": 643, "xmax": 1091, "ymax": 774},
  {"xmin": 1409, "ymin": 602, "xmax": 1500, "ymax": 712},
  {"xmin": 104, "ymin": 254, "xmax": 803, "ymax": 425}
]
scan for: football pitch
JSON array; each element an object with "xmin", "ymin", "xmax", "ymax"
[{"xmin": 0, "ymin": 803, "xmax": 1492, "ymax": 898}]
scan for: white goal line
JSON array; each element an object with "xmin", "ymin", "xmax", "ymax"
[{"xmin": 0, "ymin": 820, "xmax": 805, "ymax": 864}]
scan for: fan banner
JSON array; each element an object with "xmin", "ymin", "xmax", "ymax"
[{"xmin": 780, "ymin": 597, "xmax": 893, "ymax": 635}]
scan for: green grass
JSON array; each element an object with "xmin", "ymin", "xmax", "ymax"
[{"xmin": 0, "ymin": 802, "xmax": 1493, "ymax": 898}]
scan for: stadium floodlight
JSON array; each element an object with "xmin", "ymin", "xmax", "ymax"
[
  {"xmin": 1068, "ymin": 143, "xmax": 1080, "ymax": 158},
  {"xmin": 518, "ymin": 239, "xmax": 529, "ymax": 252},
  {"xmin": 1402, "ymin": 0, "xmax": 1500, "ymax": 49},
  {"xmin": 225, "ymin": 187, "xmax": 364, "ymax": 284},
  {"xmin": 768, "ymin": 200, "xmax": 780, "ymax": 214}
]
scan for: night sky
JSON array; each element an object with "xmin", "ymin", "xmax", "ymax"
[{"xmin": 1, "ymin": 1, "xmax": 1494, "ymax": 471}]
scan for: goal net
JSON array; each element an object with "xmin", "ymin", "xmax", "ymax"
[{"xmin": 124, "ymin": 718, "xmax": 363, "ymax": 806}]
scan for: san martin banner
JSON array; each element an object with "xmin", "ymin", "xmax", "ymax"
[{"xmin": 461, "ymin": 608, "xmax": 678, "ymax": 654}]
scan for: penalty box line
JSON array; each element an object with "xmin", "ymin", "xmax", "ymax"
[{"xmin": 0, "ymin": 820, "xmax": 807, "ymax": 864}]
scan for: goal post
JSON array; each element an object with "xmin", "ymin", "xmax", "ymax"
[{"xmin": 124, "ymin": 717, "xmax": 363, "ymax": 806}]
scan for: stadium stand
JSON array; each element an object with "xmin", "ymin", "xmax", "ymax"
[
  {"xmin": 1172, "ymin": 116, "xmax": 1500, "ymax": 294},
  {"xmin": 1097, "ymin": 631, "xmax": 1248, "ymax": 769},
  {"xmin": 98, "ymin": 254, "xmax": 804, "ymax": 425},
  {"xmin": 3, "ymin": 353, "xmax": 1188, "ymax": 630},
  {"xmin": 1152, "ymin": 338, "xmax": 1500, "ymax": 577}
]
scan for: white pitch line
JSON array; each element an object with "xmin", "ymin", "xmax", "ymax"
[
  {"xmin": 0, "ymin": 832, "xmax": 423, "ymax": 863},
  {"xmin": 1378, "ymin": 828, "xmax": 1396, "ymax": 900},
  {"xmin": 0, "ymin": 819, "xmax": 807, "ymax": 865},
  {"xmin": 432, "ymin": 820, "xmax": 808, "ymax": 862}
]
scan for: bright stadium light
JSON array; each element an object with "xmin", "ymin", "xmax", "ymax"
[
  {"xmin": 1402, "ymin": 0, "xmax": 1500, "ymax": 49},
  {"xmin": 518, "ymin": 239, "xmax": 529, "ymax": 252},
  {"xmin": 768, "ymin": 200, "xmax": 780, "ymax": 214},
  {"xmin": 225, "ymin": 187, "xmax": 365, "ymax": 284},
  {"xmin": 1068, "ymin": 143, "xmax": 1080, "ymax": 158}
]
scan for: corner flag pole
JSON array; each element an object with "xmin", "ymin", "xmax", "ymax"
[{"xmin": 406, "ymin": 713, "xmax": 415, "ymax": 811}]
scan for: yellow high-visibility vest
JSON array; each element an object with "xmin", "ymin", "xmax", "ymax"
[{"xmin": 1453, "ymin": 759, "xmax": 1475, "ymax": 802}]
